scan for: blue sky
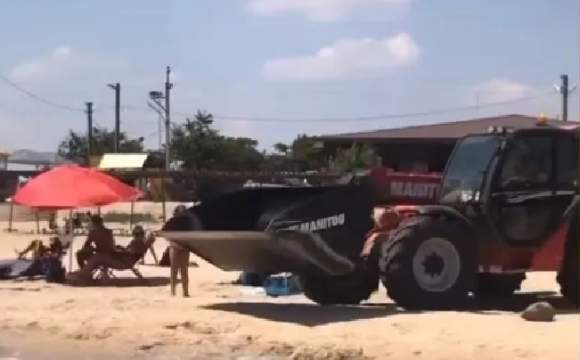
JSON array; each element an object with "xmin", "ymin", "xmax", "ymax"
[{"xmin": 0, "ymin": 0, "xmax": 578, "ymax": 152}]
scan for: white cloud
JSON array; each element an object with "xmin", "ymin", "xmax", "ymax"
[
  {"xmin": 9, "ymin": 46, "xmax": 72, "ymax": 81},
  {"xmin": 9, "ymin": 46, "xmax": 125, "ymax": 83},
  {"xmin": 262, "ymin": 34, "xmax": 420, "ymax": 81},
  {"xmin": 473, "ymin": 79, "xmax": 537, "ymax": 103},
  {"xmin": 245, "ymin": 0, "xmax": 413, "ymax": 21}
]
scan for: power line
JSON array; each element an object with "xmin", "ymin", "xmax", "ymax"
[
  {"xmin": 125, "ymin": 89, "xmax": 555, "ymax": 123},
  {"xmin": 0, "ymin": 73, "xmax": 114, "ymax": 113},
  {"xmin": 0, "ymin": 72, "xmax": 559, "ymax": 123},
  {"xmin": 0, "ymin": 73, "xmax": 85, "ymax": 112}
]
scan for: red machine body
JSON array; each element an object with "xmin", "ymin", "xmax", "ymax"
[{"xmin": 368, "ymin": 168, "xmax": 442, "ymax": 206}]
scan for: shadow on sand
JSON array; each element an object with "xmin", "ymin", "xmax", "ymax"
[
  {"xmin": 65, "ymin": 276, "xmax": 170, "ymax": 288},
  {"xmin": 203, "ymin": 291, "xmax": 577, "ymax": 326},
  {"xmin": 202, "ymin": 302, "xmax": 414, "ymax": 326}
]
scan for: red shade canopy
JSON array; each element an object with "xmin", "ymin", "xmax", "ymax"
[{"xmin": 13, "ymin": 164, "xmax": 142, "ymax": 209}]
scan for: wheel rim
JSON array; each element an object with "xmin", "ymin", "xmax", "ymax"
[{"xmin": 412, "ymin": 237, "xmax": 461, "ymax": 293}]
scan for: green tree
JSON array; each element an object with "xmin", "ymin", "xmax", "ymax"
[
  {"xmin": 170, "ymin": 110, "xmax": 265, "ymax": 170},
  {"xmin": 218, "ymin": 137, "xmax": 264, "ymax": 171},
  {"xmin": 327, "ymin": 143, "xmax": 380, "ymax": 173},
  {"xmin": 57, "ymin": 126, "xmax": 144, "ymax": 164},
  {"xmin": 266, "ymin": 134, "xmax": 323, "ymax": 171},
  {"xmin": 170, "ymin": 110, "xmax": 223, "ymax": 170},
  {"xmin": 272, "ymin": 142, "xmax": 289, "ymax": 156}
]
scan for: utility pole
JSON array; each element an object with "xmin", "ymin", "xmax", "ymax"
[
  {"xmin": 555, "ymin": 74, "xmax": 577, "ymax": 121},
  {"xmin": 164, "ymin": 66, "xmax": 172, "ymax": 170},
  {"xmin": 561, "ymin": 75, "xmax": 569, "ymax": 122},
  {"xmin": 108, "ymin": 83, "xmax": 121, "ymax": 152},
  {"xmin": 86, "ymin": 102, "xmax": 93, "ymax": 166}
]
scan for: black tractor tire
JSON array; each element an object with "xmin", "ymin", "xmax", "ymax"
[
  {"xmin": 379, "ymin": 215, "xmax": 475, "ymax": 310},
  {"xmin": 299, "ymin": 261, "xmax": 379, "ymax": 305},
  {"xmin": 476, "ymin": 273, "xmax": 526, "ymax": 298},
  {"xmin": 556, "ymin": 206, "xmax": 578, "ymax": 307}
]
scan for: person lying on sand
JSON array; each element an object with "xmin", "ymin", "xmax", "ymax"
[
  {"xmin": 76, "ymin": 215, "xmax": 115, "ymax": 269},
  {"xmin": 73, "ymin": 225, "xmax": 150, "ymax": 283}
]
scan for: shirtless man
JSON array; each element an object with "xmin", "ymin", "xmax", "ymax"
[{"xmin": 76, "ymin": 215, "xmax": 115, "ymax": 269}]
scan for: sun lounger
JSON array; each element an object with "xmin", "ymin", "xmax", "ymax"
[
  {"xmin": 91, "ymin": 235, "xmax": 155, "ymax": 283},
  {"xmin": 93, "ymin": 261, "xmax": 145, "ymax": 282}
]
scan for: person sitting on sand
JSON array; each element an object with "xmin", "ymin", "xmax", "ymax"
[
  {"xmin": 73, "ymin": 225, "xmax": 150, "ymax": 282},
  {"xmin": 16, "ymin": 239, "xmax": 48, "ymax": 260},
  {"xmin": 14, "ymin": 238, "xmax": 66, "ymax": 281},
  {"xmin": 134, "ymin": 227, "xmax": 158, "ymax": 265},
  {"xmin": 76, "ymin": 215, "xmax": 115, "ymax": 269},
  {"xmin": 47, "ymin": 236, "xmax": 64, "ymax": 259}
]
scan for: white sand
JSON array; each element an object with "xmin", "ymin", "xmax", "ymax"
[{"xmin": 0, "ymin": 204, "xmax": 578, "ymax": 359}]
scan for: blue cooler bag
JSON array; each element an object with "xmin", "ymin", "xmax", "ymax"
[{"xmin": 263, "ymin": 273, "xmax": 301, "ymax": 297}]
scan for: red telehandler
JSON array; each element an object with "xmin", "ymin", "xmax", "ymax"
[{"xmin": 160, "ymin": 122, "xmax": 578, "ymax": 310}]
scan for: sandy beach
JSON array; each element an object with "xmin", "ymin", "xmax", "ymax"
[{"xmin": 0, "ymin": 203, "xmax": 578, "ymax": 359}]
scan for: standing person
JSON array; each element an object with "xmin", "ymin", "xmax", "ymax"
[
  {"xmin": 75, "ymin": 215, "xmax": 115, "ymax": 269},
  {"xmin": 169, "ymin": 205, "xmax": 191, "ymax": 297}
]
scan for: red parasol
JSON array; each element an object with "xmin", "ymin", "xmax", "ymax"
[{"xmin": 13, "ymin": 164, "xmax": 142, "ymax": 209}]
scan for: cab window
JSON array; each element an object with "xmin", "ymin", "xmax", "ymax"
[
  {"xmin": 555, "ymin": 135, "xmax": 578, "ymax": 186},
  {"xmin": 498, "ymin": 135, "xmax": 553, "ymax": 189}
]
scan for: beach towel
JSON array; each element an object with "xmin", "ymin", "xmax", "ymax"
[
  {"xmin": 0, "ymin": 258, "xmax": 65, "ymax": 282},
  {"xmin": 0, "ymin": 259, "xmax": 36, "ymax": 279}
]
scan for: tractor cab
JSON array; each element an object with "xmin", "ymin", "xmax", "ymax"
[
  {"xmin": 436, "ymin": 125, "xmax": 578, "ymax": 248},
  {"xmin": 378, "ymin": 124, "xmax": 579, "ymax": 310}
]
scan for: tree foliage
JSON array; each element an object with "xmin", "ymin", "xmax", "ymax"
[
  {"xmin": 327, "ymin": 143, "xmax": 380, "ymax": 173},
  {"xmin": 169, "ymin": 110, "xmax": 264, "ymax": 170},
  {"xmin": 57, "ymin": 126, "xmax": 144, "ymax": 164},
  {"xmin": 58, "ymin": 109, "xmax": 377, "ymax": 174},
  {"xmin": 266, "ymin": 134, "xmax": 323, "ymax": 171}
]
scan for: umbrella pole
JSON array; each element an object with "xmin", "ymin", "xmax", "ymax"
[
  {"xmin": 8, "ymin": 179, "xmax": 17, "ymax": 232},
  {"xmin": 161, "ymin": 177, "xmax": 167, "ymax": 223},
  {"xmin": 35, "ymin": 209, "xmax": 40, "ymax": 234},
  {"xmin": 8, "ymin": 198, "xmax": 14, "ymax": 232},
  {"xmin": 130, "ymin": 201, "xmax": 134, "ymax": 229},
  {"xmin": 68, "ymin": 210, "xmax": 74, "ymax": 272}
]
